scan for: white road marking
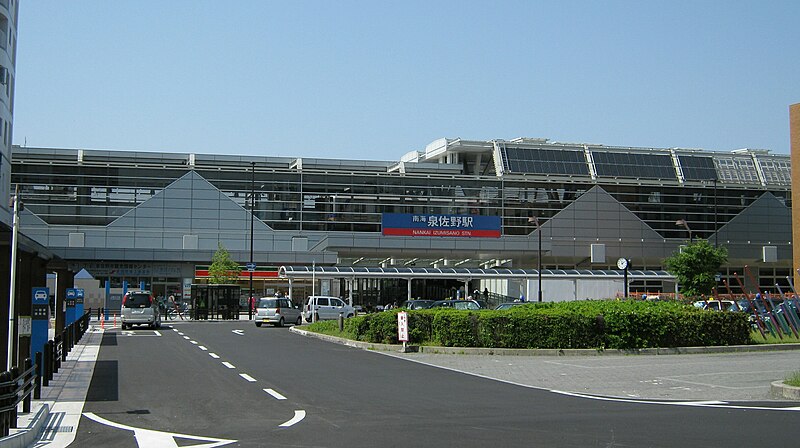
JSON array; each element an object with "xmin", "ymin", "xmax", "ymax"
[
  {"xmin": 279, "ymin": 410, "xmax": 306, "ymax": 427},
  {"xmin": 178, "ymin": 332, "xmax": 184, "ymax": 335},
  {"xmin": 232, "ymin": 329, "xmax": 245, "ymax": 336},
  {"xmin": 172, "ymin": 328, "xmax": 179, "ymax": 332},
  {"xmin": 240, "ymin": 374, "xmax": 257, "ymax": 382},
  {"xmin": 83, "ymin": 412, "xmax": 236, "ymax": 447},
  {"xmin": 190, "ymin": 340, "xmax": 198, "ymax": 345},
  {"xmin": 222, "ymin": 362, "xmax": 236, "ymax": 369},
  {"xmin": 209, "ymin": 353, "xmax": 220, "ymax": 359},
  {"xmin": 154, "ymin": 330, "xmax": 162, "ymax": 336},
  {"xmin": 183, "ymin": 336, "xmax": 190, "ymax": 340},
  {"xmin": 199, "ymin": 346, "xmax": 208, "ymax": 351},
  {"xmin": 264, "ymin": 388, "xmax": 287, "ymax": 400}
]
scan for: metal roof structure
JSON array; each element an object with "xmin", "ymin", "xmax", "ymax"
[{"xmin": 279, "ymin": 265, "xmax": 675, "ymax": 280}]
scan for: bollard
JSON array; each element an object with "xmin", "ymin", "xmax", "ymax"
[
  {"xmin": 43, "ymin": 341, "xmax": 51, "ymax": 384},
  {"xmin": 34, "ymin": 352, "xmax": 42, "ymax": 399},
  {"xmin": 9, "ymin": 366, "xmax": 19, "ymax": 428},
  {"xmin": 114, "ymin": 313, "xmax": 117, "ymax": 328},
  {"xmin": 23, "ymin": 358, "xmax": 32, "ymax": 413},
  {"xmin": 338, "ymin": 312, "xmax": 344, "ymax": 332},
  {"xmin": 0, "ymin": 370, "xmax": 10, "ymax": 437},
  {"xmin": 61, "ymin": 331, "xmax": 68, "ymax": 362}
]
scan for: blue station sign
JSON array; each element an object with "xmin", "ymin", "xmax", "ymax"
[{"xmin": 381, "ymin": 213, "xmax": 501, "ymax": 238}]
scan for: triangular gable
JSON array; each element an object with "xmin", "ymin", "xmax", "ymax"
[
  {"xmin": 538, "ymin": 186, "xmax": 663, "ymax": 241},
  {"xmin": 713, "ymin": 192, "xmax": 790, "ymax": 244},
  {"xmin": 109, "ymin": 171, "xmax": 273, "ymax": 232}
]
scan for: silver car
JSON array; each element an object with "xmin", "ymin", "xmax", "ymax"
[
  {"xmin": 303, "ymin": 296, "xmax": 355, "ymax": 322},
  {"xmin": 255, "ymin": 297, "xmax": 302, "ymax": 327},
  {"xmin": 121, "ymin": 290, "xmax": 161, "ymax": 329}
]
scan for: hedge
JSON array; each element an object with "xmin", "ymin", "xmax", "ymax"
[{"xmin": 334, "ymin": 300, "xmax": 751, "ymax": 349}]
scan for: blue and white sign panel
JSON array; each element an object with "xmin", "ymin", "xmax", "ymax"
[
  {"xmin": 31, "ymin": 287, "xmax": 50, "ymax": 366},
  {"xmin": 382, "ymin": 213, "xmax": 501, "ymax": 238}
]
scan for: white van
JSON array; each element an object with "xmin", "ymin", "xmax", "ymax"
[
  {"xmin": 121, "ymin": 290, "xmax": 161, "ymax": 329},
  {"xmin": 303, "ymin": 296, "xmax": 355, "ymax": 322}
]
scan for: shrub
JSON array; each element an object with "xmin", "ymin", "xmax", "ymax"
[{"xmin": 312, "ymin": 300, "xmax": 751, "ymax": 349}]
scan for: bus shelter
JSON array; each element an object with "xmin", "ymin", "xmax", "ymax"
[{"xmin": 278, "ymin": 266, "xmax": 676, "ymax": 305}]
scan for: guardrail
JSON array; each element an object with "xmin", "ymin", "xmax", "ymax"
[{"xmin": 0, "ymin": 311, "xmax": 91, "ymax": 436}]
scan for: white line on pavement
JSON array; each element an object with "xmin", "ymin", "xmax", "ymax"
[
  {"xmin": 232, "ymin": 329, "xmax": 244, "ymax": 336},
  {"xmin": 154, "ymin": 330, "xmax": 162, "ymax": 336},
  {"xmin": 190, "ymin": 340, "xmax": 198, "ymax": 345},
  {"xmin": 240, "ymin": 374, "xmax": 256, "ymax": 382},
  {"xmin": 183, "ymin": 336, "xmax": 190, "ymax": 340},
  {"xmin": 222, "ymin": 362, "xmax": 236, "ymax": 369},
  {"xmin": 209, "ymin": 353, "xmax": 220, "ymax": 359},
  {"xmin": 279, "ymin": 410, "xmax": 306, "ymax": 427},
  {"xmin": 199, "ymin": 346, "xmax": 208, "ymax": 351},
  {"xmin": 178, "ymin": 332, "xmax": 184, "ymax": 335},
  {"xmin": 264, "ymin": 388, "xmax": 287, "ymax": 400}
]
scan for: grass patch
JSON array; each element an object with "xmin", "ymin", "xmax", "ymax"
[
  {"xmin": 785, "ymin": 371, "xmax": 800, "ymax": 387},
  {"xmin": 750, "ymin": 330, "xmax": 800, "ymax": 344},
  {"xmin": 304, "ymin": 320, "xmax": 356, "ymax": 339}
]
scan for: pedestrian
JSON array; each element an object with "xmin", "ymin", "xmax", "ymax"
[
  {"xmin": 483, "ymin": 288, "xmax": 489, "ymax": 299},
  {"xmin": 520, "ymin": 293, "xmax": 526, "ymax": 302}
]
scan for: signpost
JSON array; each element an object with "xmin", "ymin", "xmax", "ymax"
[
  {"xmin": 397, "ymin": 311, "xmax": 409, "ymax": 351},
  {"xmin": 246, "ymin": 262, "xmax": 257, "ymax": 272},
  {"xmin": 31, "ymin": 287, "xmax": 50, "ymax": 370},
  {"xmin": 66, "ymin": 288, "xmax": 77, "ymax": 325}
]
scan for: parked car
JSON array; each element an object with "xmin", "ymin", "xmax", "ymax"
[
  {"xmin": 303, "ymin": 296, "xmax": 356, "ymax": 322},
  {"xmin": 255, "ymin": 297, "xmax": 302, "ymax": 327},
  {"xmin": 401, "ymin": 299, "xmax": 435, "ymax": 310},
  {"xmin": 429, "ymin": 300, "xmax": 481, "ymax": 310},
  {"xmin": 121, "ymin": 290, "xmax": 161, "ymax": 330},
  {"xmin": 495, "ymin": 302, "xmax": 529, "ymax": 310},
  {"xmin": 695, "ymin": 300, "xmax": 737, "ymax": 311}
]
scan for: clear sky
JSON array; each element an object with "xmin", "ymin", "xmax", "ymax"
[{"xmin": 11, "ymin": 1, "xmax": 800, "ymax": 160}]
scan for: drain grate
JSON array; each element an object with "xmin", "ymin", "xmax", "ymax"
[{"xmin": 49, "ymin": 425, "xmax": 74, "ymax": 433}]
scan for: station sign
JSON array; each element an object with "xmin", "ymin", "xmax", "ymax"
[{"xmin": 382, "ymin": 213, "xmax": 501, "ymax": 238}]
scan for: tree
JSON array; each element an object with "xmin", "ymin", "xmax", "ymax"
[
  {"xmin": 663, "ymin": 239, "xmax": 728, "ymax": 298},
  {"xmin": 208, "ymin": 242, "xmax": 241, "ymax": 284}
]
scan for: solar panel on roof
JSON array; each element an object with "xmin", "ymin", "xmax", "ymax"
[
  {"xmin": 501, "ymin": 147, "xmax": 589, "ymax": 176},
  {"xmin": 593, "ymin": 152, "xmax": 675, "ymax": 179},
  {"xmin": 678, "ymin": 155, "xmax": 717, "ymax": 181}
]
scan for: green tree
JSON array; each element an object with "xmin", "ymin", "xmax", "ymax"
[
  {"xmin": 208, "ymin": 242, "xmax": 241, "ymax": 284},
  {"xmin": 663, "ymin": 239, "xmax": 727, "ymax": 298}
]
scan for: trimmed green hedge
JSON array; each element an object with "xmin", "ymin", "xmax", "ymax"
[{"xmin": 334, "ymin": 300, "xmax": 751, "ymax": 349}]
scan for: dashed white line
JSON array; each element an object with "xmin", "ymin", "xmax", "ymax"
[
  {"xmin": 154, "ymin": 330, "xmax": 162, "ymax": 336},
  {"xmin": 279, "ymin": 410, "xmax": 306, "ymax": 427},
  {"xmin": 172, "ymin": 328, "xmax": 179, "ymax": 332},
  {"xmin": 209, "ymin": 353, "xmax": 220, "ymax": 359},
  {"xmin": 222, "ymin": 362, "xmax": 236, "ymax": 369},
  {"xmin": 178, "ymin": 332, "xmax": 184, "ymax": 335},
  {"xmin": 183, "ymin": 336, "xmax": 190, "ymax": 340},
  {"xmin": 264, "ymin": 389, "xmax": 287, "ymax": 400},
  {"xmin": 198, "ymin": 346, "xmax": 208, "ymax": 351},
  {"xmin": 190, "ymin": 340, "xmax": 198, "ymax": 345},
  {"xmin": 240, "ymin": 374, "xmax": 257, "ymax": 382}
]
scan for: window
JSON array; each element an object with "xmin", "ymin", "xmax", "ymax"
[
  {"xmin": 331, "ymin": 298, "xmax": 344, "ymax": 307},
  {"xmin": 316, "ymin": 298, "xmax": 329, "ymax": 306},
  {"xmin": 123, "ymin": 293, "xmax": 151, "ymax": 308}
]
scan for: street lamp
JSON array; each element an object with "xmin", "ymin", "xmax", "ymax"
[
  {"xmin": 249, "ymin": 162, "xmax": 255, "ymax": 320},
  {"xmin": 675, "ymin": 219, "xmax": 693, "ymax": 242},
  {"xmin": 529, "ymin": 216, "xmax": 543, "ymax": 302},
  {"xmin": 7, "ymin": 186, "xmax": 21, "ymax": 370}
]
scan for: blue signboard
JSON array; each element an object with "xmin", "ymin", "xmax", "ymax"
[
  {"xmin": 382, "ymin": 213, "xmax": 501, "ymax": 238},
  {"xmin": 31, "ymin": 287, "xmax": 50, "ymax": 368},
  {"xmin": 66, "ymin": 288, "xmax": 80, "ymax": 325}
]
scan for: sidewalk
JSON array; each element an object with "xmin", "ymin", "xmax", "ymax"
[{"xmin": 0, "ymin": 323, "xmax": 103, "ymax": 448}]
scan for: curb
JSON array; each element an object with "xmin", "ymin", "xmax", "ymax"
[
  {"xmin": 0, "ymin": 403, "xmax": 50, "ymax": 448},
  {"xmin": 288, "ymin": 326, "xmax": 800, "ymax": 356},
  {"xmin": 771, "ymin": 380, "xmax": 800, "ymax": 400}
]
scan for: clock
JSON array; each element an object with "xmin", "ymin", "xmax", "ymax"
[{"xmin": 616, "ymin": 257, "xmax": 628, "ymax": 270}]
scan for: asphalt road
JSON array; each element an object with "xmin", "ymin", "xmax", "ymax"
[{"xmin": 73, "ymin": 321, "xmax": 800, "ymax": 447}]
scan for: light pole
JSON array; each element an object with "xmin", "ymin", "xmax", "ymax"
[
  {"xmin": 713, "ymin": 177, "xmax": 718, "ymax": 248},
  {"xmin": 248, "ymin": 162, "xmax": 255, "ymax": 320},
  {"xmin": 529, "ymin": 216, "xmax": 542, "ymax": 302},
  {"xmin": 6, "ymin": 186, "xmax": 21, "ymax": 370},
  {"xmin": 675, "ymin": 219, "xmax": 692, "ymax": 242}
]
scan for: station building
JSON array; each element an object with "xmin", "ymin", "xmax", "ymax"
[{"xmin": 9, "ymin": 135, "xmax": 793, "ymax": 308}]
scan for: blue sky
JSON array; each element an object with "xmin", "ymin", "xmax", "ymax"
[{"xmin": 12, "ymin": 1, "xmax": 800, "ymax": 159}]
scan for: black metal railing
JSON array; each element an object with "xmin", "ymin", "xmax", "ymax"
[{"xmin": 0, "ymin": 311, "xmax": 91, "ymax": 436}]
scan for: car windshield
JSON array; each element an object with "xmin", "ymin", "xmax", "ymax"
[
  {"xmin": 124, "ymin": 293, "xmax": 151, "ymax": 308},
  {"xmin": 258, "ymin": 299, "xmax": 279, "ymax": 308}
]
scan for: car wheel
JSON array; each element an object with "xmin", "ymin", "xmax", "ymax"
[
  {"xmin": 295, "ymin": 316, "xmax": 302, "ymax": 326},
  {"xmin": 255, "ymin": 321, "xmax": 262, "ymax": 327},
  {"xmin": 121, "ymin": 323, "xmax": 128, "ymax": 330},
  {"xmin": 274, "ymin": 317, "xmax": 284, "ymax": 327},
  {"xmin": 346, "ymin": 314, "xmax": 354, "ymax": 319}
]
